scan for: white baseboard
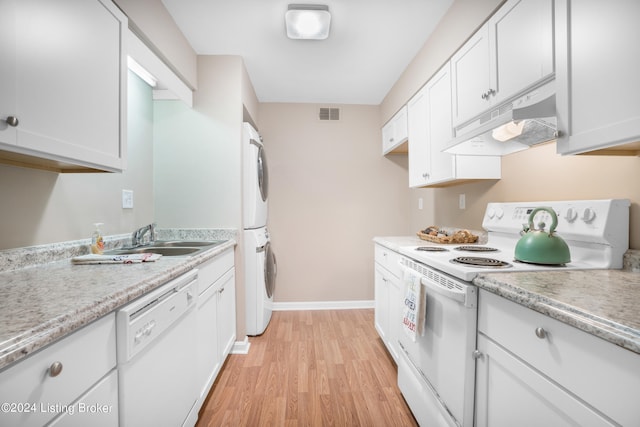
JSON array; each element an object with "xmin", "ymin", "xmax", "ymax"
[
  {"xmin": 272, "ymin": 300, "xmax": 374, "ymax": 311},
  {"xmin": 231, "ymin": 336, "xmax": 251, "ymax": 354}
]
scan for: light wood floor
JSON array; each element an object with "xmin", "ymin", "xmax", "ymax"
[{"xmin": 196, "ymin": 309, "xmax": 418, "ymax": 426}]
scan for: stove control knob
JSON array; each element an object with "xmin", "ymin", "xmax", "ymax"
[
  {"xmin": 581, "ymin": 207, "xmax": 596, "ymax": 223},
  {"xmin": 564, "ymin": 207, "xmax": 578, "ymax": 223},
  {"xmin": 487, "ymin": 208, "xmax": 495, "ymax": 219},
  {"xmin": 495, "ymin": 208, "xmax": 504, "ymax": 219}
]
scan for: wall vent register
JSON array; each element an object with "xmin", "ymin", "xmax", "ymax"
[{"xmin": 318, "ymin": 107, "xmax": 340, "ymax": 121}]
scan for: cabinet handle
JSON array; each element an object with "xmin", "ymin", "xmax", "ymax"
[
  {"xmin": 535, "ymin": 327, "xmax": 547, "ymax": 339},
  {"xmin": 219, "ymin": 286, "xmax": 225, "ymax": 294},
  {"xmin": 472, "ymin": 350, "xmax": 483, "ymax": 360},
  {"xmin": 481, "ymin": 89, "xmax": 496, "ymax": 100},
  {"xmin": 422, "ymin": 172, "xmax": 430, "ymax": 179},
  {"xmin": 5, "ymin": 116, "xmax": 19, "ymax": 127},
  {"xmin": 48, "ymin": 361, "xmax": 63, "ymax": 377}
]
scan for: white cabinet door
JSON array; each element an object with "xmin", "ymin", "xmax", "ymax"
[
  {"xmin": 197, "ymin": 272, "xmax": 221, "ymax": 399},
  {"xmin": 217, "ymin": 269, "xmax": 237, "ymax": 359},
  {"xmin": 452, "ymin": 0, "xmax": 554, "ymax": 127},
  {"xmin": 408, "ymin": 85, "xmax": 431, "ymax": 187},
  {"xmin": 555, "ymin": 0, "xmax": 640, "ymax": 155},
  {"xmin": 0, "ymin": 0, "xmax": 16, "ymax": 145},
  {"xmin": 425, "ymin": 63, "xmax": 455, "ymax": 184},
  {"xmin": 489, "ymin": 0, "xmax": 554, "ymax": 106},
  {"xmin": 475, "ymin": 333, "xmax": 615, "ymax": 427},
  {"xmin": 49, "ymin": 370, "xmax": 119, "ymax": 427},
  {"xmin": 382, "ymin": 106, "xmax": 408, "ymax": 154},
  {"xmin": 409, "ymin": 63, "xmax": 500, "ymax": 187},
  {"xmin": 386, "ymin": 273, "xmax": 402, "ymax": 363},
  {"xmin": 0, "ymin": 314, "xmax": 116, "ymax": 427},
  {"xmin": 0, "ymin": 0, "xmax": 127, "ymax": 172},
  {"xmin": 451, "ymin": 24, "xmax": 491, "ymax": 126},
  {"xmin": 374, "ymin": 265, "xmax": 389, "ymax": 342}
]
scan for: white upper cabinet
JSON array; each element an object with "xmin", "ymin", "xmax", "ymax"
[
  {"xmin": 0, "ymin": 0, "xmax": 127, "ymax": 172},
  {"xmin": 555, "ymin": 0, "xmax": 640, "ymax": 155},
  {"xmin": 451, "ymin": 0, "xmax": 554, "ymax": 127},
  {"xmin": 409, "ymin": 63, "xmax": 500, "ymax": 188},
  {"xmin": 382, "ymin": 106, "xmax": 408, "ymax": 154}
]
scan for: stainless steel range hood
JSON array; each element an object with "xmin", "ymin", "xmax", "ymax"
[{"xmin": 444, "ymin": 81, "xmax": 557, "ymax": 156}]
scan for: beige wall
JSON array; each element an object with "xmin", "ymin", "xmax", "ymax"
[
  {"xmin": 258, "ymin": 103, "xmax": 410, "ymax": 303},
  {"xmin": 409, "ymin": 143, "xmax": 640, "ymax": 248},
  {"xmin": 0, "ymin": 72, "xmax": 155, "ymax": 250},
  {"xmin": 381, "ymin": 0, "xmax": 504, "ymax": 124}
]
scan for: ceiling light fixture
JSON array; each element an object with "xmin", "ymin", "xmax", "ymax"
[{"xmin": 285, "ymin": 4, "xmax": 331, "ymax": 40}]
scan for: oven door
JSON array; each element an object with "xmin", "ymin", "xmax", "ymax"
[{"xmin": 398, "ymin": 259, "xmax": 477, "ymax": 427}]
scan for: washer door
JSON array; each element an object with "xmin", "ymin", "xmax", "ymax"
[
  {"xmin": 264, "ymin": 242, "xmax": 276, "ymax": 299},
  {"xmin": 257, "ymin": 145, "xmax": 269, "ymax": 202}
]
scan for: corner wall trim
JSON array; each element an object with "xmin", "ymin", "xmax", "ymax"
[
  {"xmin": 273, "ymin": 300, "xmax": 375, "ymax": 311},
  {"xmin": 231, "ymin": 336, "xmax": 251, "ymax": 354}
]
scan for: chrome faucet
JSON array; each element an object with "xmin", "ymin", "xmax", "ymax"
[{"xmin": 132, "ymin": 223, "xmax": 156, "ymax": 247}]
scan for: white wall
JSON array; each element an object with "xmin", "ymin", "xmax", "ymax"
[{"xmin": 0, "ymin": 72, "xmax": 155, "ymax": 250}]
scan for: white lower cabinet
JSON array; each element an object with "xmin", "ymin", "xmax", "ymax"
[
  {"xmin": 374, "ymin": 244, "xmax": 402, "ymax": 362},
  {"xmin": 476, "ymin": 290, "xmax": 640, "ymax": 427},
  {"xmin": 196, "ymin": 249, "xmax": 236, "ymax": 407},
  {"xmin": 49, "ymin": 371, "xmax": 118, "ymax": 427},
  {"xmin": 0, "ymin": 314, "xmax": 117, "ymax": 427}
]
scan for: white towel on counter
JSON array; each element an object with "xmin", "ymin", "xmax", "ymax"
[
  {"xmin": 71, "ymin": 253, "xmax": 162, "ymax": 265},
  {"xmin": 401, "ymin": 267, "xmax": 426, "ymax": 342}
]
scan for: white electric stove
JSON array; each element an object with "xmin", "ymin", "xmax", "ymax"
[
  {"xmin": 399, "ymin": 199, "xmax": 630, "ymax": 282},
  {"xmin": 395, "ymin": 199, "xmax": 630, "ymax": 427}
]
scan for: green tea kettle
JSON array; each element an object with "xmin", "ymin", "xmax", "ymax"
[{"xmin": 514, "ymin": 207, "xmax": 571, "ymax": 265}]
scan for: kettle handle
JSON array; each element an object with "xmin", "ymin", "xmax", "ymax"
[{"xmin": 527, "ymin": 207, "xmax": 558, "ymax": 234}]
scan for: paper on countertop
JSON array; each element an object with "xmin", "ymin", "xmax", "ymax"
[
  {"xmin": 401, "ymin": 266, "xmax": 426, "ymax": 342},
  {"xmin": 71, "ymin": 253, "xmax": 162, "ymax": 265}
]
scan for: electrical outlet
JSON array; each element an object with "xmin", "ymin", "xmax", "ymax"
[
  {"xmin": 122, "ymin": 190, "xmax": 134, "ymax": 209},
  {"xmin": 459, "ymin": 194, "xmax": 466, "ymax": 210}
]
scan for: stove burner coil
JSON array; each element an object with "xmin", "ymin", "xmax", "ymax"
[
  {"xmin": 416, "ymin": 246, "xmax": 449, "ymax": 252},
  {"xmin": 450, "ymin": 256, "xmax": 512, "ymax": 268},
  {"xmin": 455, "ymin": 246, "xmax": 498, "ymax": 252}
]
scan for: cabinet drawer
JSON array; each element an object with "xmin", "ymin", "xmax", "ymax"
[
  {"xmin": 197, "ymin": 248, "xmax": 234, "ymax": 295},
  {"xmin": 49, "ymin": 369, "xmax": 118, "ymax": 427},
  {"xmin": 0, "ymin": 314, "xmax": 116, "ymax": 427},
  {"xmin": 374, "ymin": 244, "xmax": 402, "ymax": 278},
  {"xmin": 479, "ymin": 290, "xmax": 640, "ymax": 426}
]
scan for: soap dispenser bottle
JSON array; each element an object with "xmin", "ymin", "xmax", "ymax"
[{"xmin": 91, "ymin": 223, "xmax": 105, "ymax": 254}]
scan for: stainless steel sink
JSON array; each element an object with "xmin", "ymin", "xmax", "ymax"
[
  {"xmin": 150, "ymin": 240, "xmax": 225, "ymax": 248},
  {"xmin": 104, "ymin": 240, "xmax": 227, "ymax": 257}
]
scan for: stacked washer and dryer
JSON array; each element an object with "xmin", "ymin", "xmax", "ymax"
[{"xmin": 243, "ymin": 122, "xmax": 277, "ymax": 336}]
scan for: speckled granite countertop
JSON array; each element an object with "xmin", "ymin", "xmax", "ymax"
[
  {"xmin": 375, "ymin": 237, "xmax": 640, "ymax": 355},
  {"xmin": 474, "ymin": 268, "xmax": 640, "ymax": 354},
  {"xmin": 0, "ymin": 229, "xmax": 237, "ymax": 371}
]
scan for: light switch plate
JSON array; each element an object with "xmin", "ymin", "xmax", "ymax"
[{"xmin": 122, "ymin": 190, "xmax": 134, "ymax": 209}]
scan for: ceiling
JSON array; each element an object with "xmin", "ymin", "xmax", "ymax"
[{"xmin": 160, "ymin": 0, "xmax": 454, "ymax": 105}]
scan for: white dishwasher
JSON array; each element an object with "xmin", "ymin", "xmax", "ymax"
[{"xmin": 117, "ymin": 269, "xmax": 199, "ymax": 427}]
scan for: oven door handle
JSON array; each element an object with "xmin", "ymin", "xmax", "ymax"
[{"xmin": 419, "ymin": 277, "xmax": 467, "ymax": 305}]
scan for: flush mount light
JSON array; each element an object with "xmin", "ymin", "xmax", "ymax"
[{"xmin": 285, "ymin": 4, "xmax": 331, "ymax": 40}]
